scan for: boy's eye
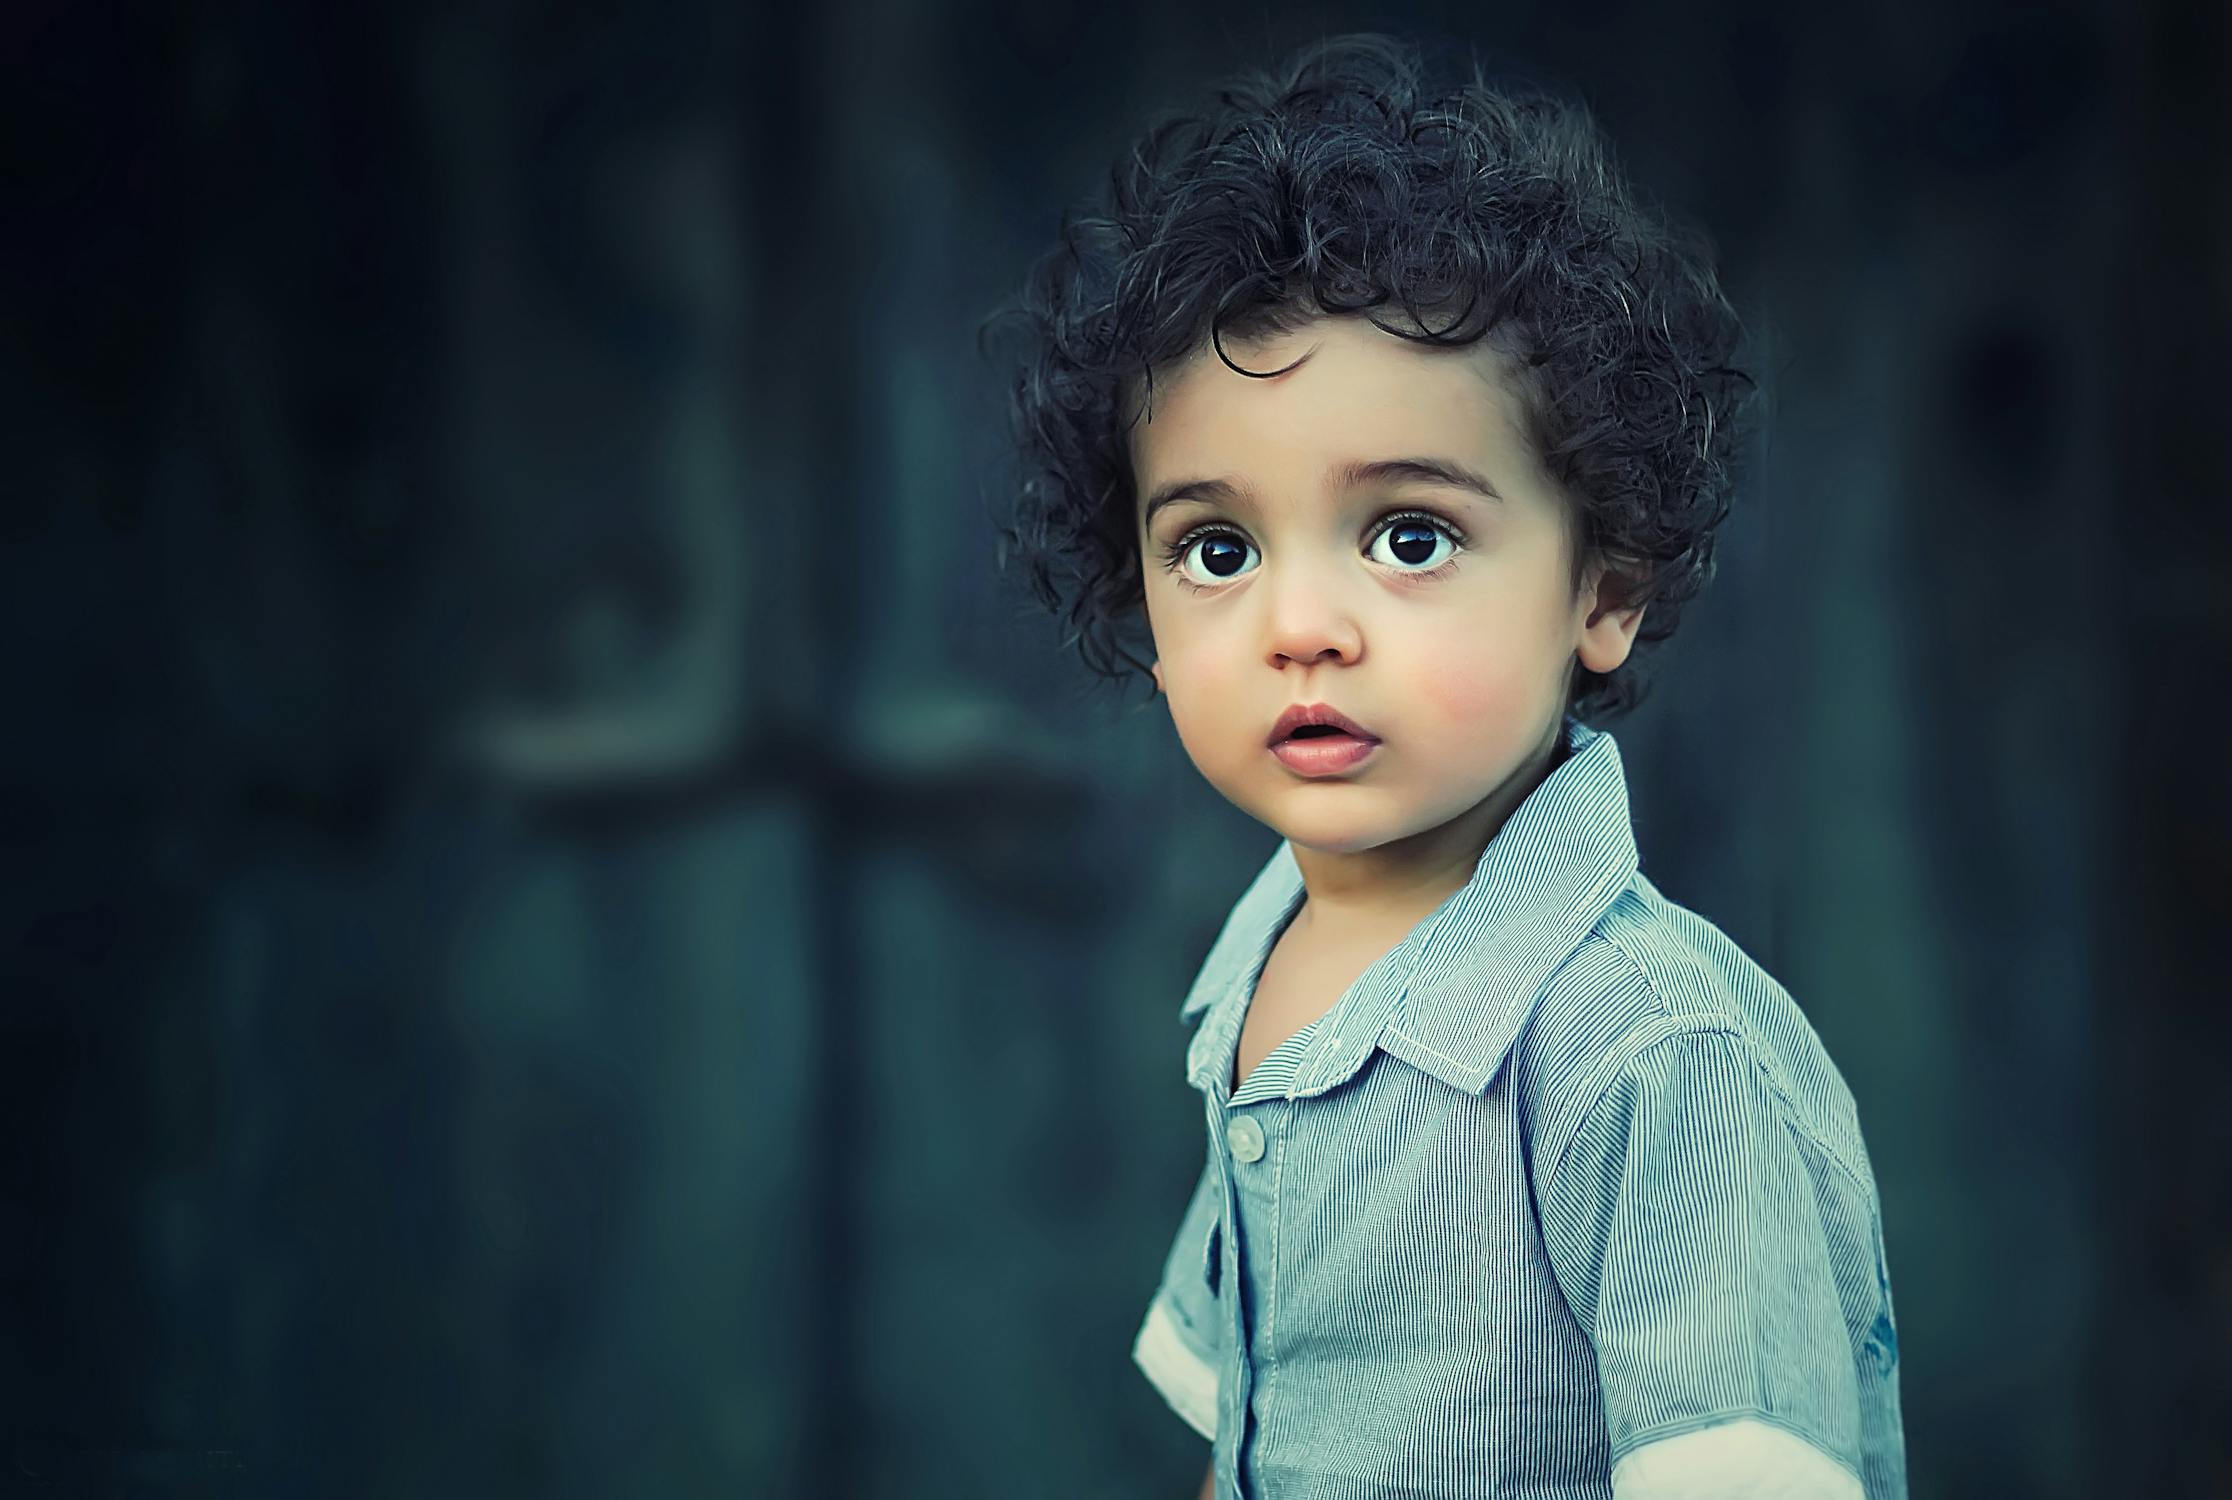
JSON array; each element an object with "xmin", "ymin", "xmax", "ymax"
[
  {"xmin": 1158, "ymin": 509, "xmax": 1468, "ymax": 590},
  {"xmin": 1366, "ymin": 515, "xmax": 1461, "ymax": 571},
  {"xmin": 1168, "ymin": 530, "xmax": 1261, "ymax": 586}
]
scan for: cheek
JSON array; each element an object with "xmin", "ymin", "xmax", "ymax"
[
  {"xmin": 1155, "ymin": 640, "xmax": 1237, "ymax": 747},
  {"xmin": 1415, "ymin": 656, "xmax": 1527, "ymax": 727},
  {"xmin": 1165, "ymin": 691, "xmax": 1254, "ymax": 790},
  {"xmin": 1404, "ymin": 609, "xmax": 1553, "ymax": 727},
  {"xmin": 1154, "ymin": 610, "xmax": 1243, "ymax": 692}
]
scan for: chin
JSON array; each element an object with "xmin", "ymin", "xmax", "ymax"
[{"xmin": 1260, "ymin": 806, "xmax": 1406, "ymax": 856}]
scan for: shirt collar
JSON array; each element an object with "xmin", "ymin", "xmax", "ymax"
[{"xmin": 1177, "ymin": 713, "xmax": 1640, "ymax": 1097}]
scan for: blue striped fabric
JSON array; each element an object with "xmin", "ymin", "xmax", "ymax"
[
  {"xmin": 1131, "ymin": 713, "xmax": 1907, "ymax": 1498},
  {"xmin": 1229, "ymin": 1014, "xmax": 1327, "ymax": 1106}
]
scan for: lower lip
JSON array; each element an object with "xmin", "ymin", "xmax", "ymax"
[{"xmin": 1270, "ymin": 734, "xmax": 1380, "ymax": 775}]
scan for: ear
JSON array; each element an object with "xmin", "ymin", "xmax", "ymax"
[{"xmin": 1574, "ymin": 562, "xmax": 1647, "ymax": 677}]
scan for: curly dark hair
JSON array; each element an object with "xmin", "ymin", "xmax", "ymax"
[{"xmin": 979, "ymin": 32, "xmax": 1757, "ymax": 723}]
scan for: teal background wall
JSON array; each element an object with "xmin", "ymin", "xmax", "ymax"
[{"xmin": 4, "ymin": 2, "xmax": 2223, "ymax": 1495}]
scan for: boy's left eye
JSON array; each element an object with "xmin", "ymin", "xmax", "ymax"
[{"xmin": 1366, "ymin": 514, "xmax": 1463, "ymax": 571}]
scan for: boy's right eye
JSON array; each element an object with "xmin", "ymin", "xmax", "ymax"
[{"xmin": 1162, "ymin": 528, "xmax": 1260, "ymax": 590}]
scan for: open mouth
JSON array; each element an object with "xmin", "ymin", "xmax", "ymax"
[
  {"xmin": 1269, "ymin": 721, "xmax": 1380, "ymax": 776},
  {"xmin": 1267, "ymin": 702, "xmax": 1379, "ymax": 748}
]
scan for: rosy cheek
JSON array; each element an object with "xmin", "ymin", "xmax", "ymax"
[
  {"xmin": 1159, "ymin": 665, "xmax": 1226, "ymax": 755},
  {"xmin": 1413, "ymin": 641, "xmax": 1528, "ymax": 729}
]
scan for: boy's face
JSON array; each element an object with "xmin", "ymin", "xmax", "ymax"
[{"xmin": 1131, "ymin": 313, "xmax": 1643, "ymax": 858}]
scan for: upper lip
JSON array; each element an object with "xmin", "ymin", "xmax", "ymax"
[{"xmin": 1267, "ymin": 703, "xmax": 1380, "ymax": 746}]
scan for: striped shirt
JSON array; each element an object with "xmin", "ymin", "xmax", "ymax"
[{"xmin": 1131, "ymin": 713, "xmax": 1908, "ymax": 1498}]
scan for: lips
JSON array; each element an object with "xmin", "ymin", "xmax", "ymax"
[
  {"xmin": 1269, "ymin": 726, "xmax": 1380, "ymax": 776},
  {"xmin": 1267, "ymin": 702, "xmax": 1380, "ymax": 747}
]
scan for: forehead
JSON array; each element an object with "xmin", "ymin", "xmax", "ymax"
[{"xmin": 1126, "ymin": 315, "xmax": 1533, "ymax": 490}]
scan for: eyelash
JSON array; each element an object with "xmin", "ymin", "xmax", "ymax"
[{"xmin": 1155, "ymin": 508, "xmax": 1471, "ymax": 594}]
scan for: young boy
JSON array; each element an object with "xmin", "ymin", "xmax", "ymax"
[{"xmin": 986, "ymin": 33, "xmax": 1905, "ymax": 1500}]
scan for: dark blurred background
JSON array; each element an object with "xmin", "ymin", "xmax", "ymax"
[{"xmin": 4, "ymin": 1, "xmax": 2226, "ymax": 1496}]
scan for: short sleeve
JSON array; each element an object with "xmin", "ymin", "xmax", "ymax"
[
  {"xmin": 1537, "ymin": 1027, "xmax": 1867, "ymax": 1494},
  {"xmin": 1130, "ymin": 1142, "xmax": 1225, "ymax": 1441}
]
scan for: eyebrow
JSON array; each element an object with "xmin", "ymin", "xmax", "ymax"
[{"xmin": 1139, "ymin": 456, "xmax": 1504, "ymax": 528}]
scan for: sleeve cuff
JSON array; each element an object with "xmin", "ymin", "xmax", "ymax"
[
  {"xmin": 1131, "ymin": 1295, "xmax": 1218, "ymax": 1440},
  {"xmin": 1611, "ymin": 1417, "xmax": 1865, "ymax": 1500}
]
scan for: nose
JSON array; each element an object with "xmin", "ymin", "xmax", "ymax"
[{"xmin": 1262, "ymin": 559, "xmax": 1363, "ymax": 669}]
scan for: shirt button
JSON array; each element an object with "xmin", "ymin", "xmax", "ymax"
[{"xmin": 1226, "ymin": 1115, "xmax": 1265, "ymax": 1163}]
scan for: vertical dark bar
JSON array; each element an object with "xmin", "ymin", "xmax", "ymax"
[
  {"xmin": 734, "ymin": 5, "xmax": 872, "ymax": 1494},
  {"xmin": 2097, "ymin": 0, "xmax": 2232, "ymax": 1492}
]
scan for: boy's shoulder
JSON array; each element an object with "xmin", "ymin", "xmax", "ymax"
[{"xmin": 1510, "ymin": 869, "xmax": 1876, "ymax": 1196}]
